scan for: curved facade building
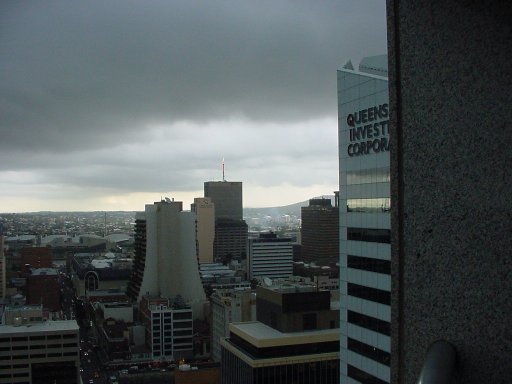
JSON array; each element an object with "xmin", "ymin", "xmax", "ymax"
[{"xmin": 127, "ymin": 201, "xmax": 206, "ymax": 318}]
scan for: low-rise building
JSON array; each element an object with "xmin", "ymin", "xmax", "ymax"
[
  {"xmin": 248, "ymin": 233, "xmax": 294, "ymax": 280},
  {"xmin": 26, "ymin": 268, "xmax": 60, "ymax": 312},
  {"xmin": 139, "ymin": 295, "xmax": 194, "ymax": 361},
  {"xmin": 0, "ymin": 306, "xmax": 79, "ymax": 384},
  {"xmin": 220, "ymin": 284, "xmax": 339, "ymax": 384},
  {"xmin": 211, "ymin": 288, "xmax": 255, "ymax": 362}
]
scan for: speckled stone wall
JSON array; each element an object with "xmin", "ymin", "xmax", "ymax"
[{"xmin": 386, "ymin": 1, "xmax": 512, "ymax": 383}]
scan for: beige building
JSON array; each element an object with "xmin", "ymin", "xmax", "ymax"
[
  {"xmin": 211, "ymin": 288, "xmax": 255, "ymax": 362},
  {"xmin": 192, "ymin": 197, "xmax": 215, "ymax": 264},
  {"xmin": 0, "ymin": 230, "xmax": 5, "ymax": 300}
]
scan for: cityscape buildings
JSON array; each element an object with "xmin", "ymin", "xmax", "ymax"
[
  {"xmin": 26, "ymin": 268, "xmax": 60, "ymax": 312},
  {"xmin": 247, "ymin": 232, "xmax": 294, "ymax": 280},
  {"xmin": 338, "ymin": 54, "xmax": 391, "ymax": 383},
  {"xmin": 204, "ymin": 181, "xmax": 248, "ymax": 262},
  {"xmin": 0, "ymin": 305, "xmax": 80, "ymax": 384},
  {"xmin": 139, "ymin": 295, "xmax": 194, "ymax": 361},
  {"xmin": 220, "ymin": 283, "xmax": 340, "ymax": 384},
  {"xmin": 0, "ymin": 225, "xmax": 5, "ymax": 300},
  {"xmin": 300, "ymin": 195, "xmax": 339, "ymax": 266},
  {"xmin": 126, "ymin": 200, "xmax": 206, "ymax": 317},
  {"xmin": 211, "ymin": 288, "xmax": 255, "ymax": 362},
  {"xmin": 204, "ymin": 182, "xmax": 243, "ymax": 221}
]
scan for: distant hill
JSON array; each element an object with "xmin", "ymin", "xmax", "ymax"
[{"xmin": 243, "ymin": 195, "xmax": 334, "ymax": 218}]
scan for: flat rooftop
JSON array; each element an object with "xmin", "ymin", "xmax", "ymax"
[
  {"xmin": 0, "ymin": 320, "xmax": 79, "ymax": 335},
  {"xmin": 229, "ymin": 321, "xmax": 339, "ymax": 348}
]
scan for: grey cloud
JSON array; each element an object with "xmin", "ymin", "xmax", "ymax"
[{"xmin": 0, "ymin": 0, "xmax": 386, "ymax": 153}]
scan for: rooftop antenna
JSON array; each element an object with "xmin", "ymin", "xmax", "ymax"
[{"xmin": 222, "ymin": 157, "xmax": 225, "ymax": 181}]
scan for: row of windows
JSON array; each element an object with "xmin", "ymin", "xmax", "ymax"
[
  {"xmin": 0, "ymin": 334, "xmax": 75, "ymax": 343},
  {"xmin": 0, "ymin": 350, "xmax": 77, "ymax": 360},
  {"xmin": 346, "ymin": 167, "xmax": 390, "ymax": 185},
  {"xmin": 348, "ymin": 310, "xmax": 390, "ymax": 336},
  {"xmin": 347, "ymin": 255, "xmax": 391, "ymax": 275},
  {"xmin": 0, "ymin": 364, "xmax": 29, "ymax": 370},
  {"xmin": 347, "ymin": 364, "xmax": 388, "ymax": 384},
  {"xmin": 347, "ymin": 337, "xmax": 390, "ymax": 366},
  {"xmin": 4, "ymin": 343, "xmax": 73, "ymax": 351},
  {"xmin": 347, "ymin": 283, "xmax": 391, "ymax": 305},
  {"xmin": 347, "ymin": 228, "xmax": 391, "ymax": 244},
  {"xmin": 0, "ymin": 372, "xmax": 29, "ymax": 378},
  {"xmin": 347, "ymin": 198, "xmax": 390, "ymax": 213}
]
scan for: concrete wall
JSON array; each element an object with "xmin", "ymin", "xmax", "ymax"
[{"xmin": 387, "ymin": 1, "xmax": 512, "ymax": 383}]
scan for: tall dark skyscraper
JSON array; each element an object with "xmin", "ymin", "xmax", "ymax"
[
  {"xmin": 204, "ymin": 181, "xmax": 247, "ymax": 262},
  {"xmin": 204, "ymin": 181, "xmax": 243, "ymax": 221},
  {"xmin": 300, "ymin": 196, "xmax": 339, "ymax": 267}
]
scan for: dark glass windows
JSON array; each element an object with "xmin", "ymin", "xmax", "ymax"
[
  {"xmin": 347, "ymin": 255, "xmax": 390, "ymax": 274},
  {"xmin": 347, "ymin": 228, "xmax": 390, "ymax": 243},
  {"xmin": 348, "ymin": 283, "xmax": 390, "ymax": 305}
]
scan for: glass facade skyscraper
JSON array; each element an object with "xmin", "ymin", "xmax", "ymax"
[{"xmin": 338, "ymin": 55, "xmax": 391, "ymax": 384}]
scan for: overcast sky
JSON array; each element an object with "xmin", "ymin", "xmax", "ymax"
[{"xmin": 0, "ymin": 0, "xmax": 387, "ymax": 212}]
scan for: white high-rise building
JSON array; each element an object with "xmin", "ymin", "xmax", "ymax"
[
  {"xmin": 126, "ymin": 200, "xmax": 206, "ymax": 318},
  {"xmin": 338, "ymin": 55, "xmax": 391, "ymax": 384},
  {"xmin": 248, "ymin": 233, "xmax": 294, "ymax": 280}
]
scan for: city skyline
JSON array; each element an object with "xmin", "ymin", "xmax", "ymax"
[{"xmin": 0, "ymin": 1, "xmax": 387, "ymax": 212}]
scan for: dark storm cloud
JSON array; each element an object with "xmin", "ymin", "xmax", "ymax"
[{"xmin": 0, "ymin": 0, "xmax": 386, "ymax": 153}]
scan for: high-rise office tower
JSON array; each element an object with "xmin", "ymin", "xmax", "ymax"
[
  {"xmin": 338, "ymin": 55, "xmax": 391, "ymax": 384},
  {"xmin": 0, "ymin": 223, "xmax": 5, "ymax": 299},
  {"xmin": 248, "ymin": 232, "xmax": 294, "ymax": 280},
  {"xmin": 301, "ymin": 196, "xmax": 339, "ymax": 266},
  {"xmin": 204, "ymin": 181, "xmax": 242, "ymax": 221},
  {"xmin": 204, "ymin": 181, "xmax": 248, "ymax": 262},
  {"xmin": 191, "ymin": 197, "xmax": 215, "ymax": 264},
  {"xmin": 126, "ymin": 200, "xmax": 206, "ymax": 317}
]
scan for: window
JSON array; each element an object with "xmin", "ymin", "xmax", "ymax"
[
  {"xmin": 348, "ymin": 283, "xmax": 390, "ymax": 305},
  {"xmin": 302, "ymin": 313, "xmax": 317, "ymax": 330},
  {"xmin": 12, "ymin": 346, "xmax": 28, "ymax": 350},
  {"xmin": 348, "ymin": 337, "xmax": 390, "ymax": 366},
  {"xmin": 347, "ymin": 311, "xmax": 390, "ymax": 336},
  {"xmin": 347, "ymin": 198, "xmax": 390, "ymax": 213},
  {"xmin": 62, "ymin": 334, "xmax": 76, "ymax": 339},
  {"xmin": 347, "ymin": 228, "xmax": 390, "ymax": 243},
  {"xmin": 346, "ymin": 167, "xmax": 390, "ymax": 185},
  {"xmin": 347, "ymin": 364, "xmax": 388, "ymax": 384},
  {"xmin": 348, "ymin": 255, "xmax": 390, "ymax": 275}
]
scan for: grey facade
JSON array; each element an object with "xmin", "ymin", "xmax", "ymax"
[
  {"xmin": 204, "ymin": 181, "xmax": 243, "ymax": 221},
  {"xmin": 387, "ymin": 1, "xmax": 512, "ymax": 383}
]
